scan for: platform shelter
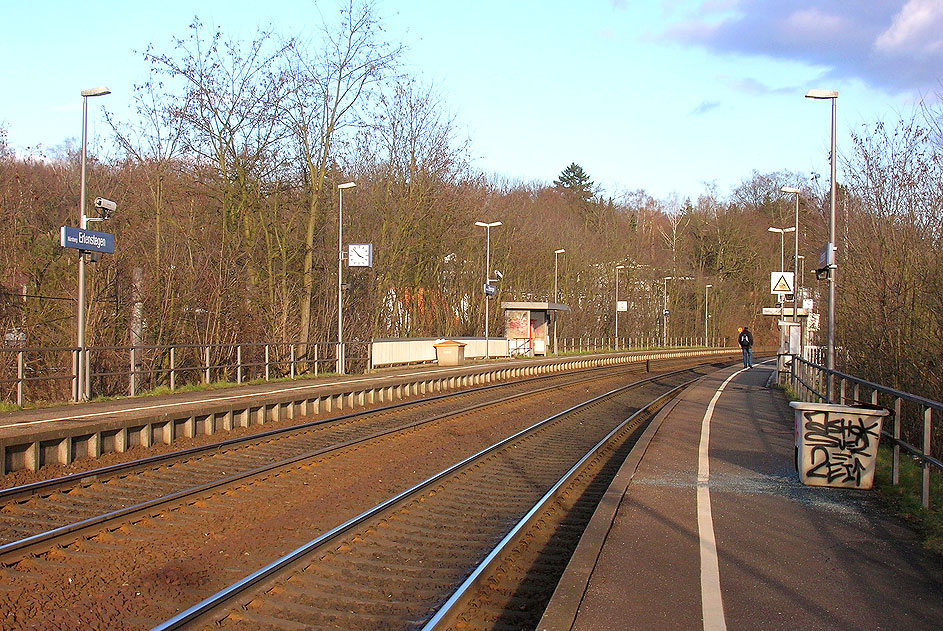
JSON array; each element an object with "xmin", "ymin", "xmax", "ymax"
[{"xmin": 501, "ymin": 301, "xmax": 569, "ymax": 356}]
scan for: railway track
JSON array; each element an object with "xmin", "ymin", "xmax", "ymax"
[
  {"xmin": 151, "ymin": 372, "xmax": 698, "ymax": 630},
  {"xmin": 0, "ymin": 360, "xmax": 671, "ymax": 556},
  {"xmin": 0, "ymin": 359, "xmax": 725, "ymax": 630}
]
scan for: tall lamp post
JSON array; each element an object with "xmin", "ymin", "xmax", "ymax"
[
  {"xmin": 704, "ymin": 283, "xmax": 712, "ymax": 345},
  {"xmin": 337, "ymin": 181, "xmax": 356, "ymax": 374},
  {"xmin": 615, "ymin": 264, "xmax": 625, "ymax": 341},
  {"xmin": 475, "ymin": 221, "xmax": 502, "ymax": 359},
  {"xmin": 662, "ymin": 276, "xmax": 693, "ymax": 347},
  {"xmin": 767, "ymin": 226, "xmax": 796, "ymax": 272},
  {"xmin": 76, "ymin": 86, "xmax": 111, "ymax": 401},
  {"xmin": 553, "ymin": 248, "xmax": 565, "ymax": 355},
  {"xmin": 806, "ymin": 88, "xmax": 838, "ymax": 399},
  {"xmin": 781, "ymin": 186, "xmax": 801, "ymax": 323},
  {"xmin": 797, "ymin": 255, "xmax": 805, "ymax": 304}
]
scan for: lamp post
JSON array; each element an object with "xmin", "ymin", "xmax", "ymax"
[
  {"xmin": 781, "ymin": 186, "xmax": 801, "ymax": 322},
  {"xmin": 475, "ymin": 221, "xmax": 502, "ymax": 359},
  {"xmin": 767, "ymin": 226, "xmax": 796, "ymax": 272},
  {"xmin": 553, "ymin": 248, "xmax": 565, "ymax": 355},
  {"xmin": 337, "ymin": 181, "xmax": 356, "ymax": 374},
  {"xmin": 705, "ymin": 283, "xmax": 712, "ymax": 345},
  {"xmin": 797, "ymin": 255, "xmax": 805, "ymax": 303},
  {"xmin": 662, "ymin": 277, "xmax": 670, "ymax": 347},
  {"xmin": 75, "ymin": 86, "xmax": 111, "ymax": 401},
  {"xmin": 662, "ymin": 276, "xmax": 693, "ymax": 346},
  {"xmin": 615, "ymin": 264, "xmax": 625, "ymax": 342},
  {"xmin": 806, "ymin": 88, "xmax": 838, "ymax": 399}
]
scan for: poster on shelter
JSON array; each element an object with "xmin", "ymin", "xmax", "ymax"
[{"xmin": 505, "ymin": 310, "xmax": 530, "ymax": 338}]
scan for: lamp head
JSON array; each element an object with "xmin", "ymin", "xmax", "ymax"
[
  {"xmin": 81, "ymin": 87, "xmax": 111, "ymax": 97},
  {"xmin": 781, "ymin": 186, "xmax": 800, "ymax": 194},
  {"xmin": 805, "ymin": 89, "xmax": 838, "ymax": 99}
]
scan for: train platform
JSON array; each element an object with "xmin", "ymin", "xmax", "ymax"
[
  {"xmin": 0, "ymin": 348, "xmax": 736, "ymax": 475},
  {"xmin": 539, "ymin": 361, "xmax": 943, "ymax": 631}
]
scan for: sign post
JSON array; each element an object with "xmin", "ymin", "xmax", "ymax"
[{"xmin": 62, "ymin": 203, "xmax": 116, "ymax": 401}]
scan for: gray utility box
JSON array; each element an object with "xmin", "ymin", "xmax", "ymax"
[{"xmin": 790, "ymin": 401, "xmax": 889, "ymax": 489}]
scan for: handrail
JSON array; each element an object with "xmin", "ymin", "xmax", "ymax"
[
  {"xmin": 1, "ymin": 338, "xmax": 723, "ymax": 408},
  {"xmin": 788, "ymin": 355, "xmax": 941, "ymax": 509}
]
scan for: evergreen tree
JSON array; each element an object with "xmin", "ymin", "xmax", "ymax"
[{"xmin": 553, "ymin": 162, "xmax": 595, "ymax": 203}]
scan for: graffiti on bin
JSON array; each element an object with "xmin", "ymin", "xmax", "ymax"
[{"xmin": 803, "ymin": 413, "xmax": 881, "ymax": 486}]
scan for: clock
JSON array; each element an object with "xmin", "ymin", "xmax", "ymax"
[{"xmin": 348, "ymin": 243, "xmax": 373, "ymax": 267}]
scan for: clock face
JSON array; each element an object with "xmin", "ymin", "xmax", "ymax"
[{"xmin": 348, "ymin": 243, "xmax": 372, "ymax": 267}]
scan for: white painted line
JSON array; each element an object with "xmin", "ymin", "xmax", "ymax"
[{"xmin": 697, "ymin": 367, "xmax": 745, "ymax": 631}]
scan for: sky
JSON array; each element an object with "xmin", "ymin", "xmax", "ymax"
[{"xmin": 2, "ymin": 0, "xmax": 942, "ymax": 201}]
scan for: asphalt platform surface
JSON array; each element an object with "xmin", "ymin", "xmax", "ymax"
[{"xmin": 539, "ymin": 362, "xmax": 943, "ymax": 631}]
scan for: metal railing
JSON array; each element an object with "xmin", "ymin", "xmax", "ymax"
[
  {"xmin": 789, "ymin": 355, "xmax": 942, "ymax": 509},
  {"xmin": 0, "ymin": 341, "xmax": 373, "ymax": 407},
  {"xmin": 1, "ymin": 336, "xmax": 720, "ymax": 408}
]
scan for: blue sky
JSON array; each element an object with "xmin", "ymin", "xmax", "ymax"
[{"xmin": 2, "ymin": 0, "xmax": 942, "ymax": 201}]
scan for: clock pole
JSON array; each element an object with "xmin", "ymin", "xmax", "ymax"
[{"xmin": 337, "ymin": 182, "xmax": 356, "ymax": 374}]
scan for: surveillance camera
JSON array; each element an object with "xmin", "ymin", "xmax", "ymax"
[
  {"xmin": 494, "ymin": 270, "xmax": 503, "ymax": 280},
  {"xmin": 94, "ymin": 197, "xmax": 117, "ymax": 214}
]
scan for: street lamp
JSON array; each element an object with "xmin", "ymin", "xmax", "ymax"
[
  {"xmin": 797, "ymin": 255, "xmax": 805, "ymax": 303},
  {"xmin": 75, "ymin": 86, "xmax": 111, "ymax": 401},
  {"xmin": 337, "ymin": 181, "xmax": 356, "ymax": 374},
  {"xmin": 781, "ymin": 186, "xmax": 801, "ymax": 322},
  {"xmin": 806, "ymin": 88, "xmax": 838, "ymax": 398},
  {"xmin": 475, "ymin": 221, "xmax": 502, "ymax": 359},
  {"xmin": 705, "ymin": 284, "xmax": 712, "ymax": 345},
  {"xmin": 615, "ymin": 264, "xmax": 625, "ymax": 341},
  {"xmin": 662, "ymin": 276, "xmax": 693, "ymax": 347},
  {"xmin": 553, "ymin": 248, "xmax": 565, "ymax": 355},
  {"xmin": 767, "ymin": 226, "xmax": 796, "ymax": 272}
]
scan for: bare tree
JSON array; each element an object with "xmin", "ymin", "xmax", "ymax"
[{"xmin": 284, "ymin": 0, "xmax": 401, "ymax": 346}]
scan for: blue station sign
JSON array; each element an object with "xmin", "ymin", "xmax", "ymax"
[{"xmin": 60, "ymin": 226, "xmax": 115, "ymax": 254}]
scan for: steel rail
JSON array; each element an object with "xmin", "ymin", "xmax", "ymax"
[
  {"xmin": 419, "ymin": 382, "xmax": 691, "ymax": 630},
  {"xmin": 148, "ymin": 369, "xmax": 695, "ymax": 631},
  {"xmin": 1, "ymin": 358, "xmax": 648, "ymax": 502},
  {"xmin": 0, "ymin": 362, "xmax": 679, "ymax": 558}
]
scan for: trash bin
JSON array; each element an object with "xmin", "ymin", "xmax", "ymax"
[
  {"xmin": 790, "ymin": 401, "xmax": 890, "ymax": 489},
  {"xmin": 433, "ymin": 340, "xmax": 466, "ymax": 366}
]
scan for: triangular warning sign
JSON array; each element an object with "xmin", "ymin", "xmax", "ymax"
[{"xmin": 773, "ymin": 274, "xmax": 792, "ymax": 293}]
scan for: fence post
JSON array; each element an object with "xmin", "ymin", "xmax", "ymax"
[
  {"xmin": 17, "ymin": 349, "xmax": 24, "ymax": 407},
  {"xmin": 290, "ymin": 344, "xmax": 296, "ymax": 378},
  {"xmin": 893, "ymin": 397, "xmax": 902, "ymax": 486},
  {"xmin": 237, "ymin": 345, "xmax": 243, "ymax": 384},
  {"xmin": 72, "ymin": 349, "xmax": 78, "ymax": 402},
  {"xmin": 84, "ymin": 349, "xmax": 91, "ymax": 401},
  {"xmin": 204, "ymin": 346, "xmax": 211, "ymax": 384},
  {"xmin": 265, "ymin": 344, "xmax": 271, "ymax": 381},
  {"xmin": 313, "ymin": 344, "xmax": 319, "ymax": 376},
  {"xmin": 922, "ymin": 407, "xmax": 932, "ymax": 509},
  {"xmin": 129, "ymin": 347, "xmax": 136, "ymax": 397},
  {"xmin": 170, "ymin": 346, "xmax": 176, "ymax": 391}
]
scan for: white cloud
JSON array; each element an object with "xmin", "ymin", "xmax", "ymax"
[
  {"xmin": 875, "ymin": 0, "xmax": 943, "ymax": 56},
  {"xmin": 782, "ymin": 8, "xmax": 848, "ymax": 39},
  {"xmin": 663, "ymin": 1, "xmax": 943, "ymax": 93}
]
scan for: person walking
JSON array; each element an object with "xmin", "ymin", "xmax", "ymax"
[{"xmin": 738, "ymin": 326, "xmax": 754, "ymax": 368}]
